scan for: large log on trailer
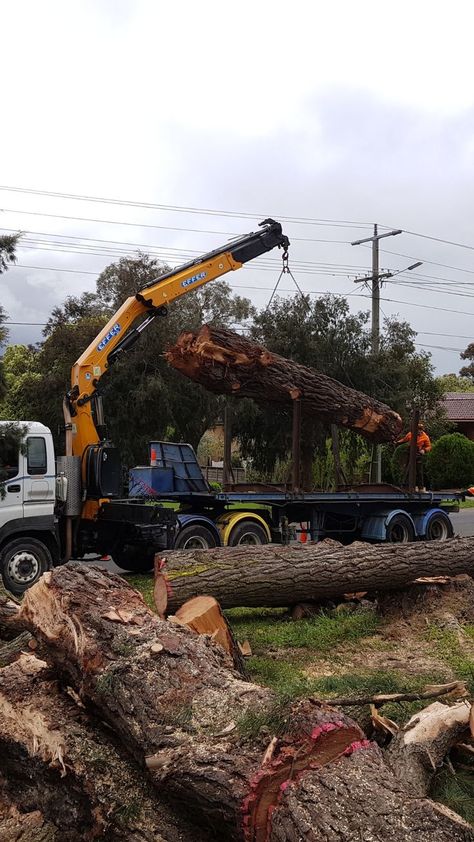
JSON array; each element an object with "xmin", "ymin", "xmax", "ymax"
[
  {"xmin": 159, "ymin": 536, "xmax": 474, "ymax": 611},
  {"xmin": 17, "ymin": 564, "xmax": 474, "ymax": 842},
  {"xmin": 0, "ymin": 654, "xmax": 206, "ymax": 842},
  {"xmin": 165, "ymin": 326, "xmax": 403, "ymax": 442}
]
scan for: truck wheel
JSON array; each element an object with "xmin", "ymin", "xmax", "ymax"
[
  {"xmin": 112, "ymin": 545, "xmax": 155, "ymax": 573},
  {"xmin": 385, "ymin": 514, "xmax": 415, "ymax": 543},
  {"xmin": 0, "ymin": 537, "xmax": 52, "ymax": 595},
  {"xmin": 174, "ymin": 525, "xmax": 217, "ymax": 550},
  {"xmin": 228, "ymin": 520, "xmax": 269, "ymax": 546},
  {"xmin": 425, "ymin": 512, "xmax": 454, "ymax": 541}
]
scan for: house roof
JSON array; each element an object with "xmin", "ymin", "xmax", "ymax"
[{"xmin": 443, "ymin": 392, "xmax": 474, "ymax": 422}]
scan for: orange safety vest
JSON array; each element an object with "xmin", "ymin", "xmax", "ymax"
[{"xmin": 397, "ymin": 431, "xmax": 432, "ymax": 452}]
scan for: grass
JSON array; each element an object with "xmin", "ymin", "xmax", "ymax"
[
  {"xmin": 127, "ymin": 573, "xmax": 155, "ymax": 609},
  {"xmin": 226, "ymin": 605, "xmax": 379, "ymax": 653},
  {"xmin": 459, "ymin": 498, "xmax": 474, "ymax": 508},
  {"xmin": 425, "ymin": 625, "xmax": 474, "ymax": 693}
]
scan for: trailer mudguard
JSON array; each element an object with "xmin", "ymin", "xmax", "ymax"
[
  {"xmin": 215, "ymin": 511, "xmax": 271, "ymax": 546},
  {"xmin": 361, "ymin": 509, "xmax": 416, "ymax": 542},
  {"xmin": 411, "ymin": 508, "xmax": 453, "ymax": 540}
]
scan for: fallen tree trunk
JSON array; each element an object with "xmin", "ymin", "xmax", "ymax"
[
  {"xmin": 269, "ymin": 740, "xmax": 474, "ymax": 842},
  {"xmin": 0, "ymin": 777, "xmax": 59, "ymax": 842},
  {"xmin": 166, "ymin": 326, "xmax": 403, "ymax": 442},
  {"xmin": 159, "ymin": 537, "xmax": 474, "ymax": 611},
  {"xmin": 19, "ymin": 564, "xmax": 366, "ymax": 841},
  {"xmin": 0, "ymin": 653, "xmax": 209, "ymax": 842}
]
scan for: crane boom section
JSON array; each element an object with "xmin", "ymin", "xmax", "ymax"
[{"xmin": 69, "ymin": 219, "xmax": 289, "ymax": 460}]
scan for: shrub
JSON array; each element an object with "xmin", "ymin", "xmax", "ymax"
[
  {"xmin": 425, "ymin": 433, "xmax": 474, "ymax": 489},
  {"xmin": 390, "ymin": 443, "xmax": 410, "ymax": 485}
]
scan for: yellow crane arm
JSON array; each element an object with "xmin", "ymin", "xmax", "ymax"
[{"xmin": 68, "ymin": 219, "xmax": 289, "ymax": 461}]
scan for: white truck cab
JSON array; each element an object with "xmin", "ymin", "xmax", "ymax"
[{"xmin": 0, "ymin": 422, "xmax": 59, "ymax": 593}]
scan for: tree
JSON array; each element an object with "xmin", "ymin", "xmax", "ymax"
[
  {"xmin": 460, "ymin": 342, "xmax": 474, "ymax": 381},
  {"xmin": 0, "ymin": 233, "xmax": 21, "ymax": 402},
  {"xmin": 426, "ymin": 433, "xmax": 474, "ymax": 489},
  {"xmin": 0, "ymin": 233, "xmax": 20, "ymax": 274},
  {"xmin": 437, "ymin": 373, "xmax": 474, "ymax": 393}
]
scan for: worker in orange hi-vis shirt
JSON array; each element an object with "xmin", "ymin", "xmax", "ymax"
[{"xmin": 396, "ymin": 422, "xmax": 432, "ymax": 491}]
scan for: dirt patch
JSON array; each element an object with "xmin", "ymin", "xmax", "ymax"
[
  {"xmin": 303, "ymin": 638, "xmax": 453, "ymax": 681},
  {"xmin": 377, "ymin": 575, "xmax": 474, "ymax": 633},
  {"xmin": 303, "ymin": 577, "xmax": 474, "ymax": 683}
]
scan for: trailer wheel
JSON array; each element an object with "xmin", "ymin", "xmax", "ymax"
[
  {"xmin": 0, "ymin": 537, "xmax": 52, "ymax": 595},
  {"xmin": 228, "ymin": 520, "xmax": 269, "ymax": 546},
  {"xmin": 385, "ymin": 514, "xmax": 415, "ymax": 543},
  {"xmin": 112, "ymin": 545, "xmax": 155, "ymax": 573},
  {"xmin": 174, "ymin": 525, "xmax": 217, "ymax": 550},
  {"xmin": 425, "ymin": 511, "xmax": 454, "ymax": 541}
]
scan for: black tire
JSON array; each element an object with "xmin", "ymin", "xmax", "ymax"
[
  {"xmin": 228, "ymin": 520, "xmax": 269, "ymax": 547},
  {"xmin": 425, "ymin": 511, "xmax": 454, "ymax": 541},
  {"xmin": 0, "ymin": 537, "xmax": 52, "ymax": 595},
  {"xmin": 385, "ymin": 514, "xmax": 415, "ymax": 544},
  {"xmin": 112, "ymin": 545, "xmax": 155, "ymax": 573},
  {"xmin": 174, "ymin": 524, "xmax": 217, "ymax": 550}
]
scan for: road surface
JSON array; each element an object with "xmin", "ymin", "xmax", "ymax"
[
  {"xmin": 96, "ymin": 509, "xmax": 474, "ymax": 577},
  {"xmin": 450, "ymin": 509, "xmax": 474, "ymax": 538}
]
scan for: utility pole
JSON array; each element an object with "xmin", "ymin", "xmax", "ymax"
[
  {"xmin": 351, "ymin": 226, "xmax": 421, "ymax": 483},
  {"xmin": 371, "ymin": 224, "xmax": 380, "ymax": 354}
]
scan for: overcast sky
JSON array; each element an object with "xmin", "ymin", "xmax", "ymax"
[{"xmin": 2, "ymin": 0, "xmax": 474, "ymax": 373}]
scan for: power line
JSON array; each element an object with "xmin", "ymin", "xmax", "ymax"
[
  {"xmin": 404, "ymin": 228, "xmax": 474, "ymax": 252},
  {"xmin": 9, "ymin": 262, "xmax": 474, "ymax": 318},
  {"xmin": 0, "ymin": 186, "xmax": 374, "ymax": 229},
  {"xmin": 379, "ymin": 246, "xmax": 474, "ymax": 277},
  {"xmin": 0, "ymin": 209, "xmax": 352, "ymax": 244}
]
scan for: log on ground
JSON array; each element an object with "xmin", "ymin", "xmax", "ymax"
[
  {"xmin": 166, "ymin": 325, "xmax": 403, "ymax": 442},
  {"xmin": 0, "ymin": 653, "xmax": 206, "ymax": 842},
  {"xmin": 160, "ymin": 537, "xmax": 474, "ymax": 611},
  {"xmin": 269, "ymin": 740, "xmax": 474, "ymax": 842}
]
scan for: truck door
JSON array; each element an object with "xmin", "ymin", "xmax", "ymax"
[
  {"xmin": 0, "ymin": 436, "xmax": 23, "ymax": 530},
  {"xmin": 22, "ymin": 435, "xmax": 55, "ymax": 518}
]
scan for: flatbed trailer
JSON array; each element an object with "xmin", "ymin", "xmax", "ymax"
[{"xmin": 129, "ymin": 442, "xmax": 461, "ymax": 551}]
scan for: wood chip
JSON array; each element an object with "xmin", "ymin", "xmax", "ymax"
[
  {"xmin": 262, "ymin": 736, "xmax": 278, "ymax": 765},
  {"xmin": 370, "ymin": 704, "xmax": 399, "ymax": 737},
  {"xmin": 238, "ymin": 640, "xmax": 252, "ymax": 657},
  {"xmin": 150, "ymin": 643, "xmax": 164, "ymax": 654}
]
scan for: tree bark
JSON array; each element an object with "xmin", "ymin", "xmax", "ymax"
[
  {"xmin": 269, "ymin": 741, "xmax": 474, "ymax": 842},
  {"xmin": 0, "ymin": 654, "xmax": 209, "ymax": 842},
  {"xmin": 0, "ymin": 631, "xmax": 35, "ymax": 667},
  {"xmin": 387, "ymin": 701, "xmax": 472, "ymax": 796},
  {"xmin": 159, "ymin": 536, "xmax": 474, "ymax": 611},
  {"xmin": 17, "ymin": 563, "xmax": 373, "ymax": 841},
  {"xmin": 165, "ymin": 326, "xmax": 403, "ymax": 443}
]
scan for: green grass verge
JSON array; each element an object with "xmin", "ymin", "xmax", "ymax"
[
  {"xmin": 426, "ymin": 625, "xmax": 474, "ymax": 692},
  {"xmin": 226, "ymin": 606, "xmax": 379, "ymax": 653}
]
